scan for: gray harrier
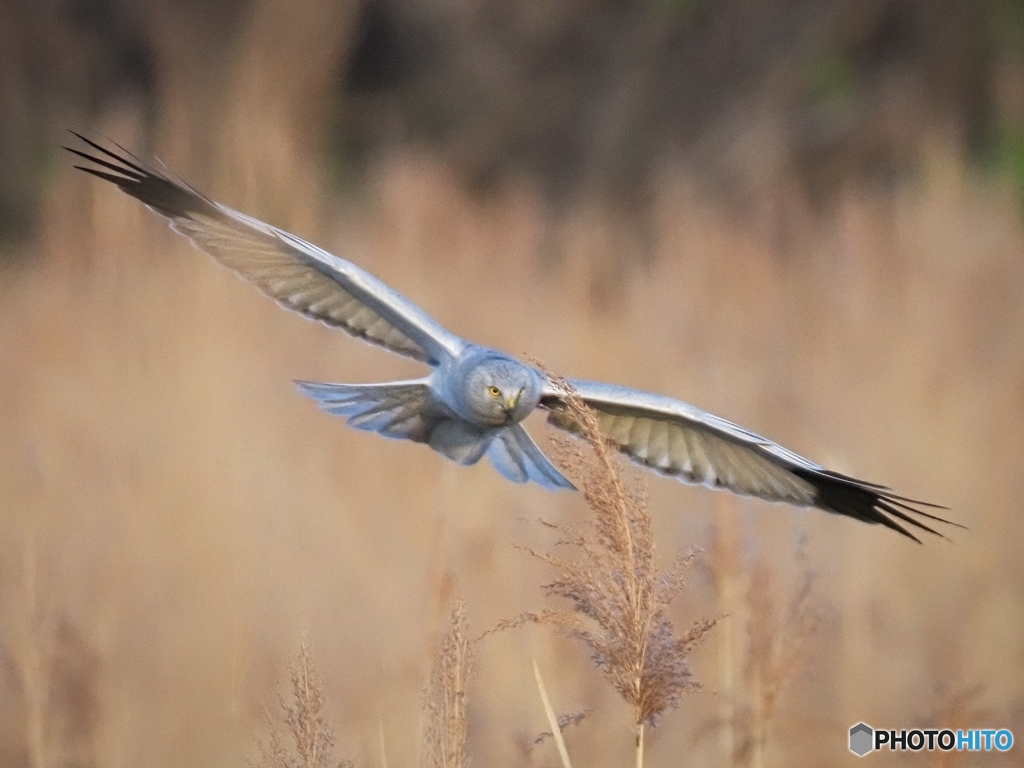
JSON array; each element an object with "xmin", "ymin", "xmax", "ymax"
[{"xmin": 67, "ymin": 133, "xmax": 954, "ymax": 541}]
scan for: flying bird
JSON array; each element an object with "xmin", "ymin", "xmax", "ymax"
[{"xmin": 67, "ymin": 133, "xmax": 955, "ymax": 541}]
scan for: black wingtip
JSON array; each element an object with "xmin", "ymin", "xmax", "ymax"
[
  {"xmin": 884, "ymin": 495, "xmax": 967, "ymax": 529},
  {"xmin": 66, "ymin": 131, "xmax": 221, "ymax": 222},
  {"xmin": 67, "ymin": 146, "xmax": 143, "ymax": 183},
  {"xmin": 67, "ymin": 131, "xmax": 149, "ymax": 176},
  {"xmin": 877, "ymin": 499, "xmax": 945, "ymax": 541},
  {"xmin": 794, "ymin": 468, "xmax": 959, "ymax": 543},
  {"xmin": 72, "ymin": 165, "xmax": 134, "ymax": 187}
]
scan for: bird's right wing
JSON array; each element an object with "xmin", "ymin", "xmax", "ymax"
[{"xmin": 67, "ymin": 134, "xmax": 466, "ymax": 366}]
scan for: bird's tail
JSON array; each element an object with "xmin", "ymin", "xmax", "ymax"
[{"xmin": 486, "ymin": 425, "xmax": 576, "ymax": 490}]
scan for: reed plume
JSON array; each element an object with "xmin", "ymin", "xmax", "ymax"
[
  {"xmin": 504, "ymin": 375, "xmax": 717, "ymax": 766},
  {"xmin": 421, "ymin": 601, "xmax": 473, "ymax": 768},
  {"xmin": 252, "ymin": 641, "xmax": 351, "ymax": 768}
]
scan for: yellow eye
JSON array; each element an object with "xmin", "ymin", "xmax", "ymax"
[{"xmin": 487, "ymin": 385, "xmax": 501, "ymax": 397}]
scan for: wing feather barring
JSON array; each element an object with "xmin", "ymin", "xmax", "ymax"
[{"xmin": 68, "ymin": 133, "xmax": 960, "ymax": 542}]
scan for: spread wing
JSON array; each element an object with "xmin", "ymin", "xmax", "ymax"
[
  {"xmin": 541, "ymin": 378, "xmax": 957, "ymax": 542},
  {"xmin": 66, "ymin": 133, "xmax": 466, "ymax": 365}
]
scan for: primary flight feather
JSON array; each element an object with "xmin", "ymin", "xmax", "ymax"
[{"xmin": 67, "ymin": 133, "xmax": 957, "ymax": 542}]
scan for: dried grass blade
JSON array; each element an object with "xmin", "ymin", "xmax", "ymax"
[{"xmin": 532, "ymin": 659, "xmax": 574, "ymax": 768}]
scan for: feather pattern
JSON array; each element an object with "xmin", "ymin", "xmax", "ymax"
[
  {"xmin": 67, "ymin": 133, "xmax": 464, "ymax": 365},
  {"xmin": 542, "ymin": 378, "xmax": 958, "ymax": 542},
  {"xmin": 293, "ymin": 380, "xmax": 437, "ymax": 442}
]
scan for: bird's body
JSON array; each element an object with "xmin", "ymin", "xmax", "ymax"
[
  {"xmin": 296, "ymin": 346, "xmax": 569, "ymax": 487},
  {"xmin": 67, "ymin": 134, "xmax": 957, "ymax": 541}
]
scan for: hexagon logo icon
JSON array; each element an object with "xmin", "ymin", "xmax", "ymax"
[{"xmin": 849, "ymin": 723, "xmax": 874, "ymax": 756}]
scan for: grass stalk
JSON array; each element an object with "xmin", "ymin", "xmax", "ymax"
[
  {"xmin": 378, "ymin": 718, "xmax": 389, "ymax": 768},
  {"xmin": 531, "ymin": 659, "xmax": 573, "ymax": 768}
]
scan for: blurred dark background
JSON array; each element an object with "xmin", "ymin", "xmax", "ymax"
[{"xmin": 5, "ymin": 0, "xmax": 1024, "ymax": 247}]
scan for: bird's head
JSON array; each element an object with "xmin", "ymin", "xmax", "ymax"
[{"xmin": 457, "ymin": 351, "xmax": 542, "ymax": 427}]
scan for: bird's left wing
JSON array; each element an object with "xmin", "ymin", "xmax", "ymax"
[
  {"xmin": 541, "ymin": 378, "xmax": 956, "ymax": 542},
  {"xmin": 67, "ymin": 134, "xmax": 466, "ymax": 365}
]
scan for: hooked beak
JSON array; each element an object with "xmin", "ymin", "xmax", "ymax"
[{"xmin": 503, "ymin": 388, "xmax": 524, "ymax": 414}]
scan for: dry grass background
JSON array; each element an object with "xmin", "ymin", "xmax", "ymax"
[{"xmin": 2, "ymin": 2, "xmax": 1023, "ymax": 766}]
